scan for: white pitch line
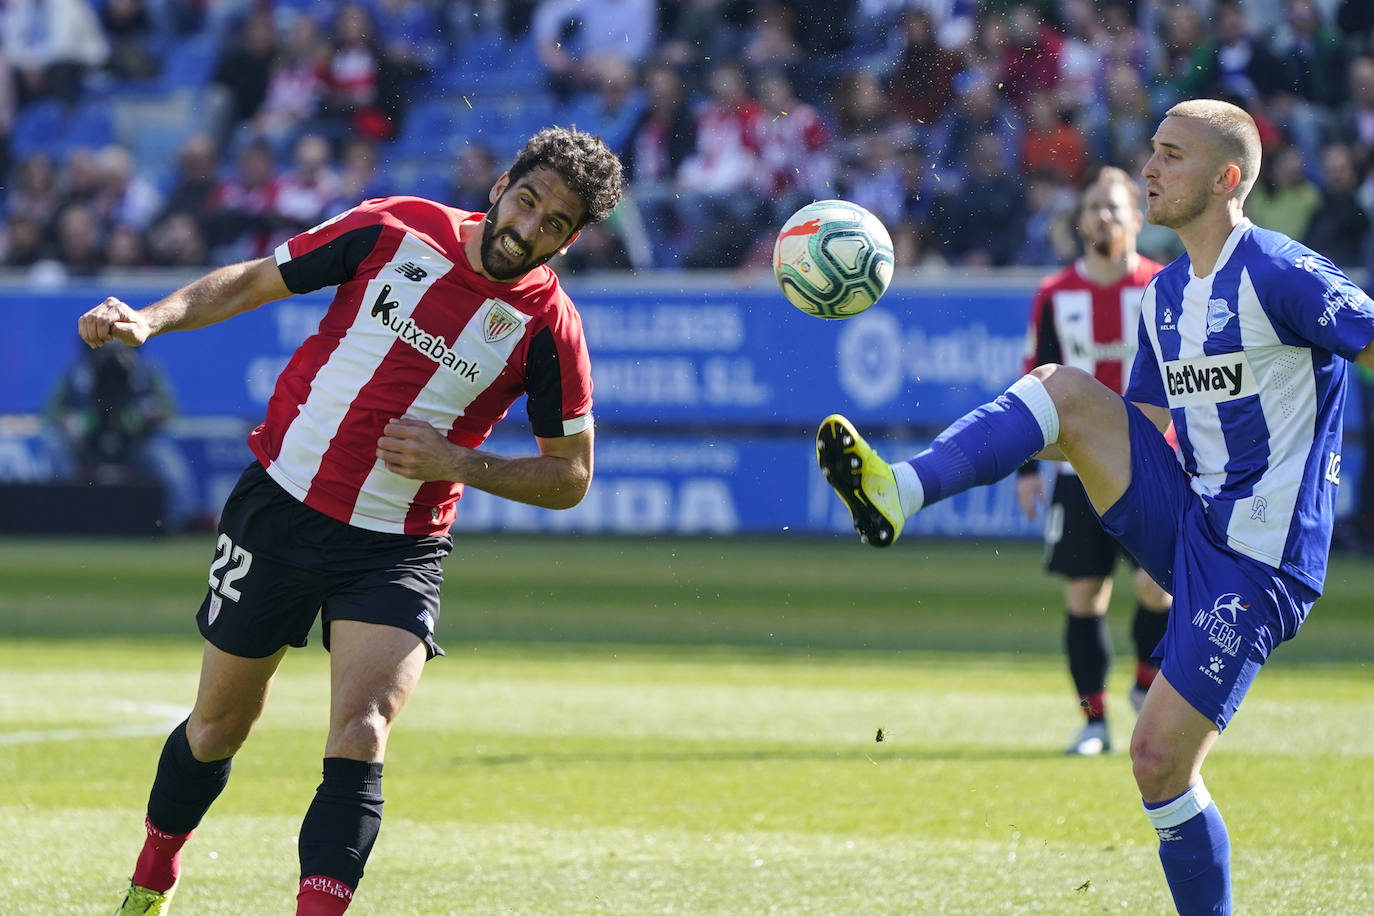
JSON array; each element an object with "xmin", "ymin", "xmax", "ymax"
[{"xmin": 0, "ymin": 701, "xmax": 188, "ymax": 745}]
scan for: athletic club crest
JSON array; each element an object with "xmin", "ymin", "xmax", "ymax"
[
  {"xmin": 483, "ymin": 302, "xmax": 520, "ymax": 343},
  {"xmin": 1206, "ymin": 298, "xmax": 1234, "ymax": 335}
]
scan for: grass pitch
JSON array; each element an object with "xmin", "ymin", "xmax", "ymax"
[{"xmin": 2, "ymin": 536, "xmax": 1371, "ymax": 914}]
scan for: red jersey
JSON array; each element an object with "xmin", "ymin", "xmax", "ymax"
[
  {"xmin": 1022, "ymin": 256, "xmax": 1163, "ymax": 394},
  {"xmin": 251, "ymin": 196, "xmax": 593, "ymax": 536}
]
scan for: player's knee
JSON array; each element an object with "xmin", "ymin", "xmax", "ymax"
[
  {"xmin": 1034, "ymin": 364, "xmax": 1123, "ymax": 454},
  {"xmin": 186, "ymin": 713, "xmax": 253, "ymax": 761},
  {"xmin": 327, "ymin": 709, "xmax": 391, "ymax": 760},
  {"xmin": 1130, "ymin": 734, "xmax": 1189, "ymax": 801}
]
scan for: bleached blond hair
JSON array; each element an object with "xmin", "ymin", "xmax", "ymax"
[{"xmin": 1164, "ymin": 99, "xmax": 1263, "ymax": 202}]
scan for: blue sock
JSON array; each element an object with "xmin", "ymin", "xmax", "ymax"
[
  {"xmin": 1144, "ymin": 782, "xmax": 1232, "ymax": 916},
  {"xmin": 900, "ymin": 375, "xmax": 1059, "ymax": 510}
]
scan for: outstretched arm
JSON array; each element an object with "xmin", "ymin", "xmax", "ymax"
[
  {"xmin": 377, "ymin": 419, "xmax": 595, "ymax": 510},
  {"xmin": 78, "ymin": 257, "xmax": 291, "ymax": 349}
]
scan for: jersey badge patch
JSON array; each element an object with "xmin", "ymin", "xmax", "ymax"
[
  {"xmin": 484, "ymin": 302, "xmax": 521, "ymax": 343},
  {"xmin": 1205, "ymin": 298, "xmax": 1234, "ymax": 335}
]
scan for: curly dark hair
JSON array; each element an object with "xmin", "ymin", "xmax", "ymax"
[{"xmin": 506, "ymin": 126, "xmax": 624, "ymax": 229}]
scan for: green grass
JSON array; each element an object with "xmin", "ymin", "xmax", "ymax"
[{"xmin": 2, "ymin": 536, "xmax": 1372, "ymax": 914}]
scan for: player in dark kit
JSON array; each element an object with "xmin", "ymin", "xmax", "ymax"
[
  {"xmin": 1016, "ymin": 167, "xmax": 1173, "ymax": 755},
  {"xmin": 81, "ymin": 127, "xmax": 623, "ymax": 916}
]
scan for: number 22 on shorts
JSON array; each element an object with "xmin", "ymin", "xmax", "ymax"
[{"xmin": 208, "ymin": 533, "xmax": 254, "ymax": 602}]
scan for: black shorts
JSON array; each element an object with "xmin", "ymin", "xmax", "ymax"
[
  {"xmin": 196, "ymin": 462, "xmax": 452, "ymax": 659},
  {"xmin": 1043, "ymin": 472, "xmax": 1137, "ymax": 579}
]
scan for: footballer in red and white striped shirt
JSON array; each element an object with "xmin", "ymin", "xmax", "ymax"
[{"xmin": 81, "ymin": 127, "xmax": 625, "ymax": 916}]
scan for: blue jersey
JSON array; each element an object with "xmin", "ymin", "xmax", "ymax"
[{"xmin": 1126, "ymin": 219, "xmax": 1374, "ymax": 592}]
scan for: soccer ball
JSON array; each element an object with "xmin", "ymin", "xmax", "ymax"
[{"xmin": 773, "ymin": 199, "xmax": 894, "ymax": 320}]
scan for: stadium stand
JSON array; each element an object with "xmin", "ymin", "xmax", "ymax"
[{"xmin": 0, "ymin": 0, "xmax": 1369, "ymax": 277}]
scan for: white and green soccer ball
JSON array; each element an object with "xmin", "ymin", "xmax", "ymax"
[{"xmin": 773, "ymin": 199, "xmax": 895, "ymax": 320}]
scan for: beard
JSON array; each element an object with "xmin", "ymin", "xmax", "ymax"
[
  {"xmin": 1147, "ymin": 186, "xmax": 1209, "ymax": 229},
  {"xmin": 478, "ymin": 206, "xmax": 561, "ymax": 280},
  {"xmin": 1086, "ymin": 229, "xmax": 1123, "ymax": 259}
]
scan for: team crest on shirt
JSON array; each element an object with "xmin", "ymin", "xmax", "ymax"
[
  {"xmin": 1205, "ymin": 298, "xmax": 1234, "ymax": 335},
  {"xmin": 484, "ymin": 302, "xmax": 521, "ymax": 343}
]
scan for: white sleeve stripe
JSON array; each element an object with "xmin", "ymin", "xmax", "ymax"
[
  {"xmin": 562, "ymin": 413, "xmax": 593, "ymax": 436},
  {"xmin": 274, "ymin": 240, "xmax": 292, "ymax": 265},
  {"xmin": 1144, "ymin": 781, "xmax": 1213, "ymax": 829}
]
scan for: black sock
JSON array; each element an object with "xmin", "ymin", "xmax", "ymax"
[
  {"xmin": 1132, "ymin": 603, "xmax": 1170, "ymax": 665},
  {"xmin": 145, "ymin": 719, "xmax": 233, "ymax": 834},
  {"xmin": 298, "ymin": 757, "xmax": 385, "ymax": 889},
  {"xmin": 1065, "ymin": 614, "xmax": 1112, "ymax": 712}
]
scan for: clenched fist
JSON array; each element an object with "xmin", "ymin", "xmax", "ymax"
[{"xmin": 78, "ymin": 297, "xmax": 152, "ymax": 348}]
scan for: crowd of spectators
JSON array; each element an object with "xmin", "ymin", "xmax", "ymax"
[{"xmin": 2, "ymin": 0, "xmax": 1374, "ymax": 280}]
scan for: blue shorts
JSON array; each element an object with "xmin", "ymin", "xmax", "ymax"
[{"xmin": 1097, "ymin": 403, "xmax": 1317, "ymax": 730}]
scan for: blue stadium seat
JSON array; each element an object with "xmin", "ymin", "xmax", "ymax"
[
  {"xmin": 436, "ymin": 35, "xmax": 544, "ymax": 96},
  {"xmin": 61, "ymin": 102, "xmax": 116, "ymax": 154},
  {"xmin": 393, "ymin": 97, "xmax": 477, "ymax": 158},
  {"xmin": 160, "ymin": 30, "xmax": 222, "ymax": 90},
  {"xmin": 11, "ymin": 101, "xmax": 66, "ymax": 159},
  {"xmin": 129, "ymin": 121, "xmax": 192, "ymax": 172}
]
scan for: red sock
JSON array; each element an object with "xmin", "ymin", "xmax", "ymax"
[
  {"xmin": 297, "ymin": 876, "xmax": 354, "ymax": 915},
  {"xmin": 1079, "ymin": 691, "xmax": 1106, "ymax": 721},
  {"xmin": 132, "ymin": 816, "xmax": 192, "ymax": 893},
  {"xmin": 1136, "ymin": 660, "xmax": 1160, "ymax": 690}
]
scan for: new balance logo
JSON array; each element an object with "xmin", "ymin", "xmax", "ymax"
[{"xmin": 394, "ymin": 261, "xmax": 428, "ymax": 281}]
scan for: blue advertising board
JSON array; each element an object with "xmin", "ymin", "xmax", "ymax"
[
  {"xmin": 5, "ymin": 277, "xmax": 1367, "ymax": 538},
  {"xmin": 2, "ymin": 279, "xmax": 1032, "ymax": 426}
]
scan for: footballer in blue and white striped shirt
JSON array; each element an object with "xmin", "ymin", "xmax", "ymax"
[{"xmin": 817, "ymin": 98, "xmax": 1374, "ymax": 915}]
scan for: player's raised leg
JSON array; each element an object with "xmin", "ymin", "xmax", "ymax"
[
  {"xmin": 295, "ymin": 621, "xmax": 427, "ymax": 916},
  {"xmin": 116, "ymin": 643, "xmax": 286, "ymax": 915},
  {"xmin": 818, "ymin": 364, "xmax": 1136, "ymax": 545}
]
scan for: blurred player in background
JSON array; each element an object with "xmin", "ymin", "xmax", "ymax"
[
  {"xmin": 1015, "ymin": 166, "xmax": 1172, "ymax": 756},
  {"xmin": 81, "ymin": 126, "xmax": 623, "ymax": 916},
  {"xmin": 818, "ymin": 99, "xmax": 1374, "ymax": 914}
]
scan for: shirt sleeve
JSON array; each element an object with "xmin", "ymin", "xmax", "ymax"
[
  {"xmin": 524, "ymin": 304, "xmax": 594, "ymax": 438},
  {"xmin": 273, "ymin": 203, "xmax": 387, "ymax": 294},
  {"xmin": 1264, "ymin": 251, "xmax": 1374, "ymax": 360}
]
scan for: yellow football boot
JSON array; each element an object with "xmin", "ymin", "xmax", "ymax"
[
  {"xmin": 114, "ymin": 880, "xmax": 176, "ymax": 915},
  {"xmin": 816, "ymin": 414, "xmax": 905, "ymax": 547}
]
